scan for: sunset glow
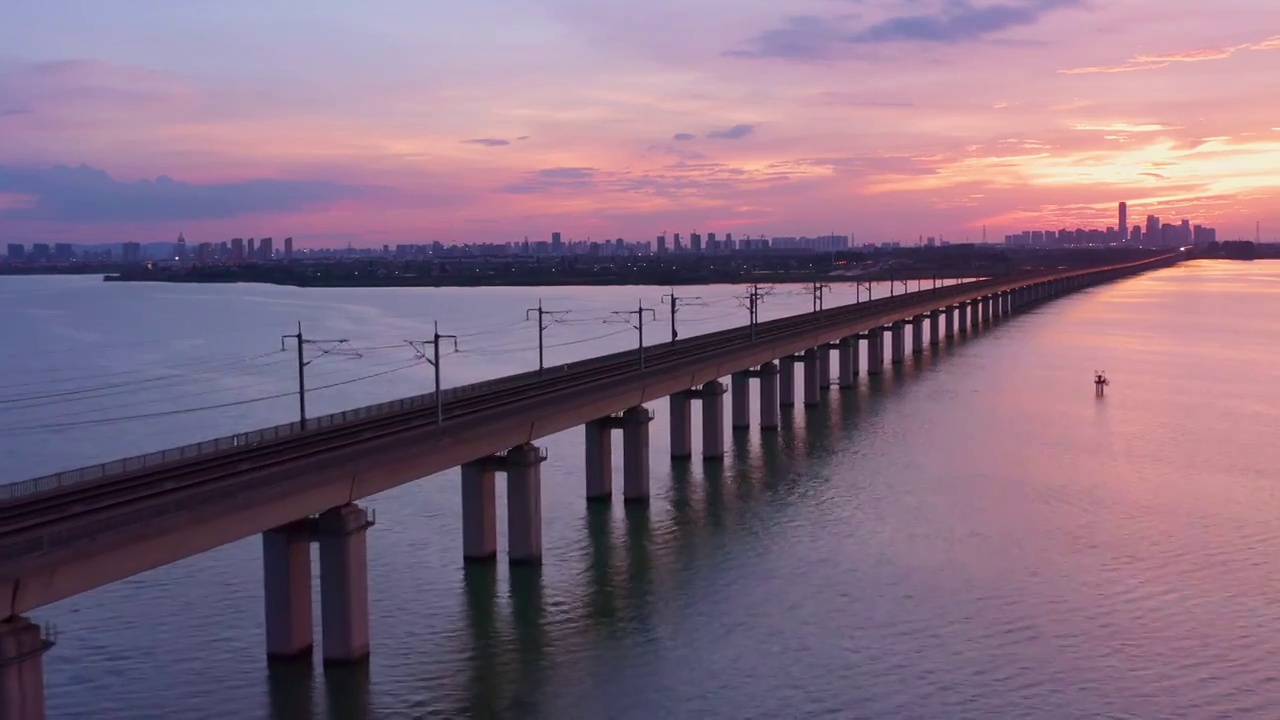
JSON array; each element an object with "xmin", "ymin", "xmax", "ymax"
[{"xmin": 1, "ymin": 0, "xmax": 1276, "ymax": 245}]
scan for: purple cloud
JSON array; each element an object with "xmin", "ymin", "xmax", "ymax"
[
  {"xmin": 461, "ymin": 138, "xmax": 511, "ymax": 147},
  {"xmin": 731, "ymin": 0, "xmax": 1082, "ymax": 60},
  {"xmin": 672, "ymin": 132, "xmax": 696, "ymax": 141},
  {"xmin": 706, "ymin": 124, "xmax": 755, "ymax": 140},
  {"xmin": 0, "ymin": 163, "xmax": 368, "ymax": 222}
]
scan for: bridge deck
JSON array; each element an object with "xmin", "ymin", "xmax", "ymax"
[{"xmin": 0, "ymin": 254, "xmax": 1179, "ymax": 615}]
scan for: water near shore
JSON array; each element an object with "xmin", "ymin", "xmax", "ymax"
[{"xmin": 4, "ymin": 261, "xmax": 1280, "ymax": 719}]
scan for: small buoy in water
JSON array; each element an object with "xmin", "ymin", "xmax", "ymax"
[{"xmin": 1094, "ymin": 370, "xmax": 1109, "ymax": 396}]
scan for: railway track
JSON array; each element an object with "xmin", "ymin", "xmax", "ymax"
[{"xmin": 0, "ymin": 268, "xmax": 1108, "ymax": 561}]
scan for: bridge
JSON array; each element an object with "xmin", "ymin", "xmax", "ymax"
[{"xmin": 0, "ymin": 252, "xmax": 1177, "ymax": 719}]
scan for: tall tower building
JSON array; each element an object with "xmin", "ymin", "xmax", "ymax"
[
  {"xmin": 1118, "ymin": 202, "xmax": 1127, "ymax": 243},
  {"xmin": 1145, "ymin": 216, "xmax": 1160, "ymax": 245}
]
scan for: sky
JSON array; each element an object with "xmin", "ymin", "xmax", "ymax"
[{"xmin": 1, "ymin": 0, "xmax": 1277, "ymax": 246}]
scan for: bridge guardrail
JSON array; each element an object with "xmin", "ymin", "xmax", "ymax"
[
  {"xmin": 0, "ymin": 255, "xmax": 1175, "ymax": 502},
  {"xmin": 0, "ymin": 333, "xmax": 640, "ymax": 501}
]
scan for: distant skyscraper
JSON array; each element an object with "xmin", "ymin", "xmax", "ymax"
[
  {"xmin": 1180, "ymin": 218, "xmax": 1191, "ymax": 246},
  {"xmin": 284, "ymin": 236, "xmax": 294, "ymax": 261},
  {"xmin": 551, "ymin": 231, "xmax": 563, "ymax": 254},
  {"xmin": 1145, "ymin": 216, "xmax": 1160, "ymax": 245},
  {"xmin": 1118, "ymin": 202, "xmax": 1127, "ymax": 242},
  {"xmin": 690, "ymin": 232, "xmax": 702, "ymax": 253},
  {"xmin": 248, "ymin": 238, "xmax": 256, "ymax": 260},
  {"xmin": 175, "ymin": 232, "xmax": 187, "ymax": 262},
  {"xmin": 6, "ymin": 243, "xmax": 24, "ymax": 261},
  {"xmin": 656, "ymin": 234, "xmax": 667, "ymax": 253}
]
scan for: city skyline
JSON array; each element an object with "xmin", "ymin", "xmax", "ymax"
[{"xmin": 2, "ymin": 0, "xmax": 1278, "ymax": 246}]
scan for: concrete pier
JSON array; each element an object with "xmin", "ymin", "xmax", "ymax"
[
  {"xmin": 461, "ymin": 459, "xmax": 500, "ymax": 560},
  {"xmin": 669, "ymin": 392, "xmax": 693, "ymax": 458},
  {"xmin": 730, "ymin": 372, "xmax": 751, "ymax": 429},
  {"xmin": 263, "ymin": 520, "xmax": 314, "ymax": 659},
  {"xmin": 957, "ymin": 303, "xmax": 968, "ymax": 333},
  {"xmin": 583, "ymin": 419, "xmax": 612, "ymax": 501},
  {"xmin": 981, "ymin": 296, "xmax": 992, "ymax": 323},
  {"xmin": 802, "ymin": 348, "xmax": 821, "ymax": 406},
  {"xmin": 759, "ymin": 362, "xmax": 780, "ymax": 430},
  {"xmin": 929, "ymin": 310, "xmax": 942, "ymax": 346},
  {"xmin": 867, "ymin": 331, "xmax": 884, "ymax": 375},
  {"xmin": 0, "ymin": 617, "xmax": 51, "ymax": 720},
  {"xmin": 817, "ymin": 346, "xmax": 832, "ymax": 387},
  {"xmin": 505, "ymin": 444, "xmax": 544, "ymax": 564},
  {"xmin": 621, "ymin": 406, "xmax": 651, "ymax": 502},
  {"xmin": 838, "ymin": 336, "xmax": 857, "ymax": 388},
  {"xmin": 778, "ymin": 356, "xmax": 796, "ymax": 407},
  {"xmin": 890, "ymin": 322, "xmax": 906, "ymax": 365},
  {"xmin": 945, "ymin": 307, "xmax": 955, "ymax": 338},
  {"xmin": 911, "ymin": 316, "xmax": 925, "ymax": 355},
  {"xmin": 701, "ymin": 380, "xmax": 727, "ymax": 460},
  {"xmin": 317, "ymin": 503, "xmax": 373, "ymax": 664},
  {"xmin": 970, "ymin": 300, "xmax": 981, "ymax": 330}
]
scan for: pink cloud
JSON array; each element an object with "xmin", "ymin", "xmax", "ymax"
[{"xmin": 1062, "ymin": 34, "xmax": 1280, "ymax": 74}]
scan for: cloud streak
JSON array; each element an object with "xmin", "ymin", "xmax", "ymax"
[
  {"xmin": 731, "ymin": 0, "xmax": 1082, "ymax": 60},
  {"xmin": 0, "ymin": 164, "xmax": 368, "ymax": 222},
  {"xmin": 461, "ymin": 138, "xmax": 511, "ymax": 147},
  {"xmin": 706, "ymin": 124, "xmax": 755, "ymax": 140},
  {"xmin": 1062, "ymin": 34, "xmax": 1280, "ymax": 74}
]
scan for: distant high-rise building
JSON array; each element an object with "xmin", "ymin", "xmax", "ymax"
[
  {"xmin": 673, "ymin": 233, "xmax": 682, "ymax": 252},
  {"xmin": 1118, "ymin": 202, "xmax": 1128, "ymax": 242},
  {"xmin": 1180, "ymin": 219, "xmax": 1191, "ymax": 246},
  {"xmin": 1145, "ymin": 216, "xmax": 1160, "ymax": 244},
  {"xmin": 6, "ymin": 244, "xmax": 24, "ymax": 261},
  {"xmin": 122, "ymin": 241, "xmax": 142, "ymax": 263},
  {"xmin": 231, "ymin": 237, "xmax": 244, "ymax": 262},
  {"xmin": 259, "ymin": 237, "xmax": 274, "ymax": 261},
  {"xmin": 54, "ymin": 243, "xmax": 75, "ymax": 262},
  {"xmin": 247, "ymin": 238, "xmax": 256, "ymax": 260},
  {"xmin": 551, "ymin": 232, "xmax": 563, "ymax": 254},
  {"xmin": 284, "ymin": 236, "xmax": 294, "ymax": 261},
  {"xmin": 30, "ymin": 243, "xmax": 51, "ymax": 263},
  {"xmin": 175, "ymin": 232, "xmax": 187, "ymax": 262},
  {"xmin": 656, "ymin": 234, "xmax": 667, "ymax": 253},
  {"xmin": 690, "ymin": 232, "xmax": 702, "ymax": 253}
]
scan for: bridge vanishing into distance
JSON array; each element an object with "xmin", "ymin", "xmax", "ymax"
[{"xmin": 0, "ymin": 252, "xmax": 1179, "ymax": 719}]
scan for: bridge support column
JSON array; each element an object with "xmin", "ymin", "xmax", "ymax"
[
  {"xmin": 0, "ymin": 617, "xmax": 52, "ymax": 720},
  {"xmin": 669, "ymin": 392, "xmax": 693, "ymax": 458},
  {"xmin": 890, "ymin": 323, "xmax": 906, "ymax": 365},
  {"xmin": 945, "ymin": 307, "xmax": 955, "ymax": 338},
  {"xmin": 759, "ymin": 362, "xmax": 780, "ymax": 429},
  {"xmin": 622, "ymin": 406, "xmax": 651, "ymax": 502},
  {"xmin": 506, "ymin": 444, "xmax": 544, "ymax": 564},
  {"xmin": 929, "ymin": 310, "xmax": 942, "ymax": 347},
  {"xmin": 778, "ymin": 356, "xmax": 797, "ymax": 407},
  {"xmin": 802, "ymin": 348, "xmax": 821, "ymax": 406},
  {"xmin": 583, "ymin": 420, "xmax": 613, "ymax": 501},
  {"xmin": 461, "ymin": 460, "xmax": 499, "ymax": 560},
  {"xmin": 981, "ymin": 297, "xmax": 991, "ymax": 323},
  {"xmin": 957, "ymin": 303, "xmax": 968, "ymax": 333},
  {"xmin": 970, "ymin": 301, "xmax": 981, "ymax": 330},
  {"xmin": 838, "ymin": 336, "xmax": 856, "ymax": 388},
  {"xmin": 318, "ymin": 503, "xmax": 373, "ymax": 664},
  {"xmin": 701, "ymin": 380, "xmax": 727, "ymax": 460},
  {"xmin": 263, "ymin": 520, "xmax": 314, "ymax": 659},
  {"xmin": 866, "ymin": 331, "xmax": 884, "ymax": 375},
  {"xmin": 817, "ymin": 347, "xmax": 831, "ymax": 387},
  {"xmin": 731, "ymin": 372, "xmax": 751, "ymax": 429},
  {"xmin": 911, "ymin": 316, "xmax": 925, "ymax": 355}
]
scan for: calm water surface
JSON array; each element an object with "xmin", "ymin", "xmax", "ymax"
[{"xmin": 3, "ymin": 261, "xmax": 1280, "ymax": 719}]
